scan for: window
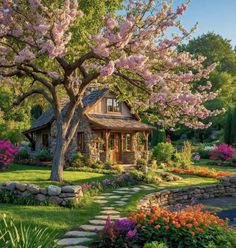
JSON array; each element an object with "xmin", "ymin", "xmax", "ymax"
[
  {"xmin": 42, "ymin": 134, "xmax": 49, "ymax": 148},
  {"xmin": 77, "ymin": 132, "xmax": 84, "ymax": 152},
  {"xmin": 109, "ymin": 134, "xmax": 115, "ymax": 150},
  {"xmin": 124, "ymin": 133, "xmax": 132, "ymax": 151},
  {"xmin": 106, "ymin": 98, "xmax": 121, "ymax": 113}
]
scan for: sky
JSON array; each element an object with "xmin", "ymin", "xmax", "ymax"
[{"xmin": 174, "ymin": 0, "xmax": 236, "ymax": 48}]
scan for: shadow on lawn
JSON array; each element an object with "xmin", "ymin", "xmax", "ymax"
[{"xmin": 0, "ymin": 163, "xmax": 113, "ymax": 187}]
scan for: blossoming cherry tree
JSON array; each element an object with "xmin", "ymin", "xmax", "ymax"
[{"xmin": 0, "ymin": 0, "xmax": 222, "ymax": 181}]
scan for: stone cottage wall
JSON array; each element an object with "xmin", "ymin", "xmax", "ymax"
[
  {"xmin": 0, "ymin": 182, "xmax": 83, "ymax": 206},
  {"xmin": 50, "ymin": 115, "xmax": 100, "ymax": 163},
  {"xmin": 138, "ymin": 175, "xmax": 236, "ymax": 209}
]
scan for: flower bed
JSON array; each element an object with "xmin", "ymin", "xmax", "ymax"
[
  {"xmin": 169, "ymin": 166, "xmax": 234, "ymax": 178},
  {"xmin": 95, "ymin": 205, "xmax": 236, "ymax": 248}
]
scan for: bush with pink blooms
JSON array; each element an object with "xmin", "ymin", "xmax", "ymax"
[
  {"xmin": 0, "ymin": 140, "xmax": 18, "ymax": 170},
  {"xmin": 210, "ymin": 143, "xmax": 235, "ymax": 161}
]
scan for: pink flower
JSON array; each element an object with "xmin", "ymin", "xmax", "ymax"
[
  {"xmin": 15, "ymin": 47, "xmax": 36, "ymax": 63},
  {"xmin": 100, "ymin": 61, "xmax": 115, "ymax": 78}
]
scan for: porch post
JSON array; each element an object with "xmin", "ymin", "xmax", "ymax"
[
  {"xmin": 104, "ymin": 130, "xmax": 110, "ymax": 152},
  {"xmin": 144, "ymin": 131, "xmax": 149, "ymax": 151},
  {"xmin": 144, "ymin": 131, "xmax": 149, "ymax": 161}
]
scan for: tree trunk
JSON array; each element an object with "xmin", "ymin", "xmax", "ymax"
[{"xmin": 50, "ymin": 125, "xmax": 66, "ymax": 182}]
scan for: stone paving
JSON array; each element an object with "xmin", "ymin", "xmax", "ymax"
[{"xmin": 56, "ymin": 185, "xmax": 154, "ymax": 248}]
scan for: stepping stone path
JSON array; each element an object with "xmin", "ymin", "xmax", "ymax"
[{"xmin": 56, "ymin": 185, "xmax": 154, "ymax": 247}]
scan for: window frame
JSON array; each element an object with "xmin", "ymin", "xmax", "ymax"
[
  {"xmin": 123, "ymin": 133, "xmax": 132, "ymax": 151},
  {"xmin": 106, "ymin": 98, "xmax": 121, "ymax": 113}
]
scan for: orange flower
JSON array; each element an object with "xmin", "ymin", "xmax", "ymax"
[
  {"xmin": 191, "ymin": 232, "xmax": 195, "ymax": 236},
  {"xmin": 155, "ymin": 224, "xmax": 161, "ymax": 229},
  {"xmin": 165, "ymin": 225, "xmax": 170, "ymax": 230}
]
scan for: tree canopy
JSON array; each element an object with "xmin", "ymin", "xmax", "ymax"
[{"xmin": 0, "ymin": 0, "xmax": 223, "ymax": 181}]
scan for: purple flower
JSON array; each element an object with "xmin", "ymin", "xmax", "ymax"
[
  {"xmin": 115, "ymin": 219, "xmax": 134, "ymax": 232},
  {"xmin": 103, "ymin": 179, "xmax": 111, "ymax": 185},
  {"xmin": 81, "ymin": 183, "xmax": 92, "ymax": 191},
  {"xmin": 127, "ymin": 229, "xmax": 137, "ymax": 238}
]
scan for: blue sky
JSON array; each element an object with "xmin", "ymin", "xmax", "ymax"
[{"xmin": 174, "ymin": 0, "xmax": 236, "ymax": 48}]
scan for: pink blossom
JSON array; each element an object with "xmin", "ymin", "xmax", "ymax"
[
  {"xmin": 100, "ymin": 61, "xmax": 115, "ymax": 78},
  {"xmin": 15, "ymin": 47, "xmax": 36, "ymax": 63}
]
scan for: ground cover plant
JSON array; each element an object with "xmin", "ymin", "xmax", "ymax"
[
  {"xmin": 169, "ymin": 166, "xmax": 235, "ymax": 178},
  {"xmin": 95, "ymin": 205, "xmax": 236, "ymax": 248},
  {"xmin": 0, "ymin": 214, "xmax": 58, "ymax": 248}
]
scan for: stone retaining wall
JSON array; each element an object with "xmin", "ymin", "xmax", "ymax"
[
  {"xmin": 0, "ymin": 182, "xmax": 83, "ymax": 206},
  {"xmin": 138, "ymin": 175, "xmax": 236, "ymax": 209}
]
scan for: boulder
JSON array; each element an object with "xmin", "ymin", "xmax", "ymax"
[
  {"xmin": 40, "ymin": 188, "xmax": 47, "ymax": 195},
  {"xmin": 35, "ymin": 194, "xmax": 47, "ymax": 201},
  {"xmin": 49, "ymin": 196, "xmax": 63, "ymax": 205},
  {"xmin": 15, "ymin": 182, "xmax": 27, "ymax": 192},
  {"xmin": 27, "ymin": 184, "xmax": 41, "ymax": 194},
  {"xmin": 61, "ymin": 185, "xmax": 82, "ymax": 194},
  {"xmin": 5, "ymin": 181, "xmax": 17, "ymax": 191},
  {"xmin": 48, "ymin": 185, "xmax": 61, "ymax": 196}
]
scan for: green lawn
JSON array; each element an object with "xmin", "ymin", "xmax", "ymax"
[
  {"xmin": 0, "ymin": 201, "xmax": 102, "ymax": 239},
  {"xmin": 0, "ymin": 163, "xmax": 113, "ymax": 187},
  {"xmin": 195, "ymin": 159, "xmax": 236, "ymax": 172}
]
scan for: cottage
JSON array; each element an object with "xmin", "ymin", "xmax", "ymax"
[{"xmin": 23, "ymin": 89, "xmax": 154, "ymax": 164}]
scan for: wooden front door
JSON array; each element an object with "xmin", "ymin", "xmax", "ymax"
[{"xmin": 109, "ymin": 132, "xmax": 122, "ymax": 163}]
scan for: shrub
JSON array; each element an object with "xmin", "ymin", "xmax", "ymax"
[
  {"xmin": 15, "ymin": 148, "xmax": 29, "ymax": 160},
  {"xmin": 35, "ymin": 149, "xmax": 52, "ymax": 162},
  {"xmin": 197, "ymin": 144, "xmax": 216, "ymax": 159},
  {"xmin": 0, "ymin": 140, "xmax": 18, "ymax": 169},
  {"xmin": 91, "ymin": 160, "xmax": 104, "ymax": 169},
  {"xmin": 178, "ymin": 141, "xmax": 192, "ymax": 169},
  {"xmin": 96, "ymin": 205, "xmax": 236, "ymax": 248},
  {"xmin": 104, "ymin": 160, "xmax": 113, "ymax": 170},
  {"xmin": 210, "ymin": 143, "xmax": 235, "ymax": 161},
  {"xmin": 144, "ymin": 241, "xmax": 168, "ymax": 248},
  {"xmin": 0, "ymin": 214, "xmax": 58, "ymax": 247},
  {"xmin": 153, "ymin": 143, "xmax": 175, "ymax": 164},
  {"xmin": 71, "ymin": 152, "xmax": 87, "ymax": 167},
  {"xmin": 136, "ymin": 158, "xmax": 147, "ymax": 171}
]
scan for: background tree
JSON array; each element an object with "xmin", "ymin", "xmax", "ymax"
[
  {"xmin": 224, "ymin": 108, "xmax": 236, "ymax": 146},
  {"xmin": 176, "ymin": 32, "xmax": 236, "ymax": 142},
  {"xmin": 0, "ymin": 0, "xmax": 222, "ymax": 181}
]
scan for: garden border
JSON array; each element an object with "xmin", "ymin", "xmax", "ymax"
[{"xmin": 138, "ymin": 175, "xmax": 236, "ymax": 209}]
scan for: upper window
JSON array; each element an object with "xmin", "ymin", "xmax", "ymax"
[{"xmin": 106, "ymin": 98, "xmax": 121, "ymax": 113}]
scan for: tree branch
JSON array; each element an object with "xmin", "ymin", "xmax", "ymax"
[
  {"xmin": 114, "ymin": 71, "xmax": 151, "ymax": 94},
  {"xmin": 13, "ymin": 88, "xmax": 53, "ymax": 106}
]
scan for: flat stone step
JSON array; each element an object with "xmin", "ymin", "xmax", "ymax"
[
  {"xmin": 116, "ymin": 187, "xmax": 130, "ymax": 190},
  {"xmin": 80, "ymin": 225, "xmax": 104, "ymax": 232},
  {"xmin": 114, "ymin": 201, "xmax": 126, "ymax": 204},
  {"xmin": 95, "ymin": 215, "xmax": 120, "ymax": 220},
  {"xmin": 101, "ymin": 210, "xmax": 120, "ymax": 215},
  {"xmin": 94, "ymin": 200, "xmax": 108, "ymax": 204},
  {"xmin": 100, "ymin": 193, "xmax": 113, "ymax": 196},
  {"xmin": 89, "ymin": 219, "xmax": 108, "ymax": 225},
  {"xmin": 113, "ymin": 191, "xmax": 129, "ymax": 194},
  {"xmin": 139, "ymin": 185, "xmax": 155, "ymax": 190},
  {"xmin": 102, "ymin": 207, "xmax": 115, "ymax": 210},
  {"xmin": 65, "ymin": 246, "xmax": 88, "ymax": 248},
  {"xmin": 65, "ymin": 231, "xmax": 96, "ymax": 237},
  {"xmin": 109, "ymin": 196, "xmax": 121, "ymax": 199},
  {"xmin": 57, "ymin": 237, "xmax": 91, "ymax": 246}
]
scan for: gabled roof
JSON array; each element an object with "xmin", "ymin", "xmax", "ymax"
[{"xmin": 23, "ymin": 88, "xmax": 108, "ymax": 134}]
